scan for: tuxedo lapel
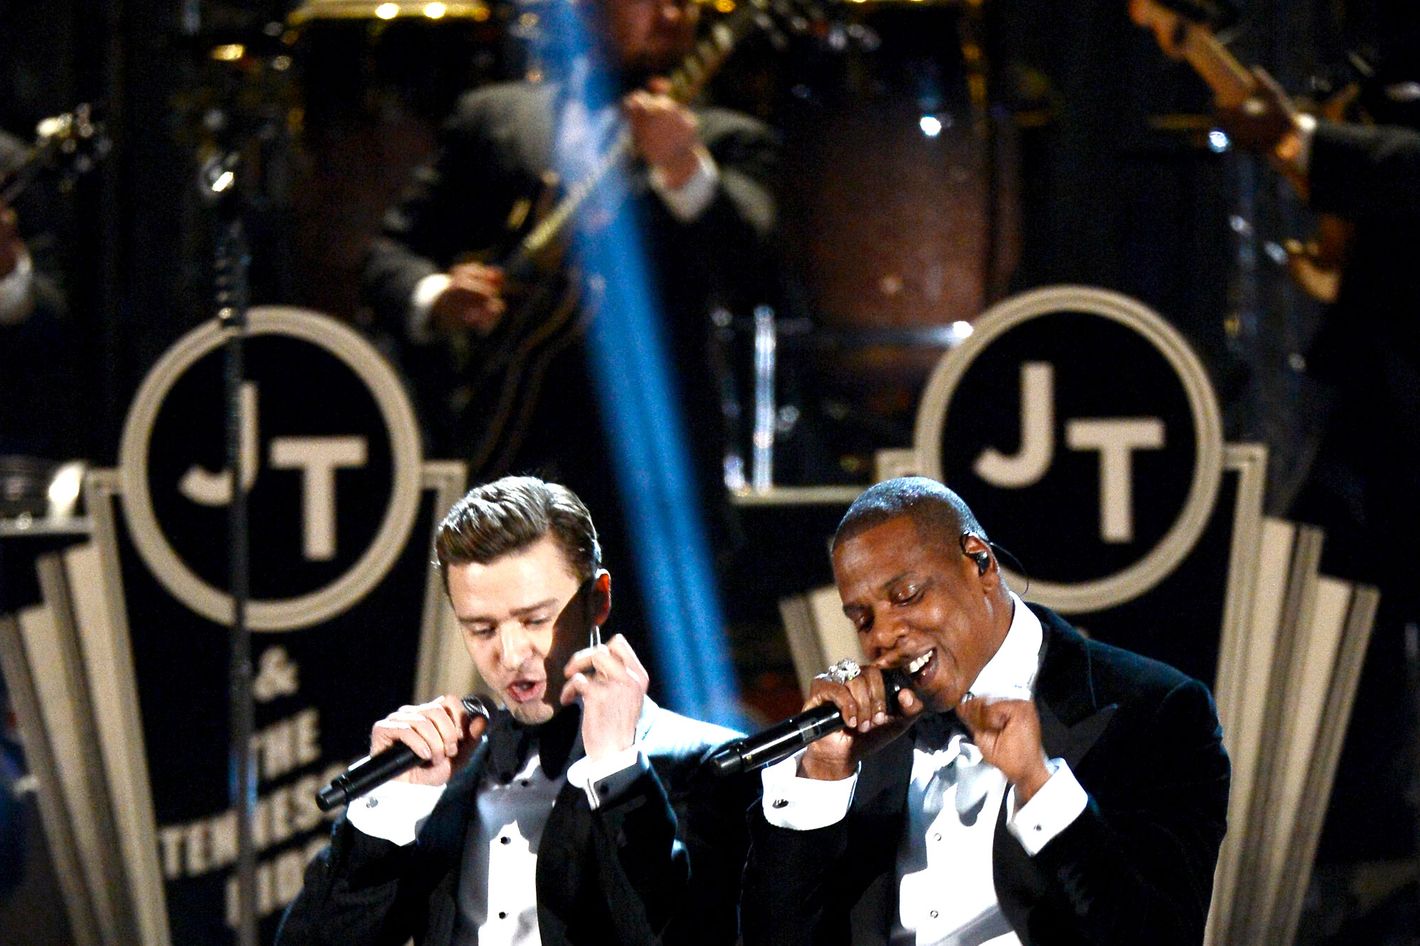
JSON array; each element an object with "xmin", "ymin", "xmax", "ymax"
[
  {"xmin": 410, "ymin": 740, "xmax": 492, "ymax": 946},
  {"xmin": 1031, "ymin": 607, "xmax": 1118, "ymax": 767},
  {"xmin": 846, "ymin": 733, "xmax": 915, "ymax": 943},
  {"xmin": 417, "ymin": 739, "xmax": 493, "ymax": 860},
  {"xmin": 992, "ymin": 607, "xmax": 1119, "ymax": 944},
  {"xmin": 533, "ymin": 780, "xmax": 593, "ymax": 946}
]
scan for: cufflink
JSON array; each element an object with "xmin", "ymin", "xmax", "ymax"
[
  {"xmin": 771, "ymin": 798, "xmax": 788, "ymax": 809},
  {"xmin": 365, "ymin": 797, "xmax": 379, "ymax": 809}
]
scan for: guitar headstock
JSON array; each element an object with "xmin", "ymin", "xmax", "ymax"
[{"xmin": 1128, "ymin": 0, "xmax": 1235, "ymax": 57}]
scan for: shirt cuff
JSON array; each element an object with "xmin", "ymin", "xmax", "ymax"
[
  {"xmin": 566, "ymin": 745, "xmax": 649, "ymax": 810},
  {"xmin": 345, "ymin": 777, "xmax": 446, "ymax": 846},
  {"xmin": 759, "ymin": 750, "xmax": 858, "ymax": 830},
  {"xmin": 408, "ymin": 272, "xmax": 451, "ymax": 344},
  {"xmin": 649, "ymin": 149, "xmax": 719, "ymax": 222},
  {"xmin": 1006, "ymin": 758, "xmax": 1088, "ymax": 856},
  {"xmin": 0, "ymin": 249, "xmax": 35, "ymax": 326}
]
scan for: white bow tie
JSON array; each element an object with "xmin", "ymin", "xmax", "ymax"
[
  {"xmin": 947, "ymin": 740, "xmax": 1007, "ymax": 823},
  {"xmin": 919, "ymin": 736, "xmax": 1006, "ymax": 826}
]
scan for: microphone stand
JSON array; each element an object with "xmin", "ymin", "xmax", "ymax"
[{"xmin": 203, "ymin": 147, "xmax": 258, "ymax": 946}]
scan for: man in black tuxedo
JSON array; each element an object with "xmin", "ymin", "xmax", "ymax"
[
  {"xmin": 362, "ymin": 0, "xmax": 776, "ymax": 483},
  {"xmin": 740, "ymin": 477, "xmax": 1230, "ymax": 945},
  {"xmin": 364, "ymin": 0, "xmax": 778, "ymax": 644},
  {"xmin": 277, "ymin": 476, "xmax": 752, "ymax": 945}
]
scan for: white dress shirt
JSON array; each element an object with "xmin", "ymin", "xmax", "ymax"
[{"xmin": 760, "ymin": 594, "xmax": 1089, "ymax": 946}]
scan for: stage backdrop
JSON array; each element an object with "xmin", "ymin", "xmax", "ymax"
[{"xmin": 1, "ymin": 306, "xmax": 474, "ymax": 945}]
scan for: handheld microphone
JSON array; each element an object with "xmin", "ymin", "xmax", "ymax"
[
  {"xmin": 705, "ymin": 669, "xmax": 911, "ymax": 777},
  {"xmin": 315, "ymin": 696, "xmax": 492, "ymax": 811}
]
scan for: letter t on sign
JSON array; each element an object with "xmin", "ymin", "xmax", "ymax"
[
  {"xmin": 1064, "ymin": 418, "xmax": 1165, "ymax": 543},
  {"xmin": 268, "ymin": 437, "xmax": 368, "ymax": 560}
]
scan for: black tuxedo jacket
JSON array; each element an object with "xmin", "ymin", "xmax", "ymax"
[
  {"xmin": 357, "ymin": 80, "xmax": 779, "ymax": 590},
  {"xmin": 277, "ymin": 700, "xmax": 755, "ymax": 946},
  {"xmin": 362, "ymin": 80, "xmax": 778, "ymax": 330},
  {"xmin": 359, "ymin": 79, "xmax": 779, "ymax": 475},
  {"xmin": 741, "ymin": 606, "xmax": 1230, "ymax": 946}
]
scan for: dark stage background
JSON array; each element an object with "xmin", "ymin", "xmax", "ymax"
[{"xmin": 2, "ymin": 0, "xmax": 1418, "ymax": 943}]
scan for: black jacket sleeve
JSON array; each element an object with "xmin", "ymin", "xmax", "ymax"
[
  {"xmin": 1024, "ymin": 678, "xmax": 1230, "ymax": 945},
  {"xmin": 274, "ymin": 816, "xmax": 434, "ymax": 946}
]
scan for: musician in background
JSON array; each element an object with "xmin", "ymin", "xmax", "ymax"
[
  {"xmin": 1218, "ymin": 17, "xmax": 1420, "ymax": 919},
  {"xmin": 0, "ymin": 127, "xmax": 76, "ymax": 460},
  {"xmin": 0, "ymin": 131, "xmax": 40, "ymax": 328},
  {"xmin": 363, "ymin": 0, "xmax": 778, "ymax": 639}
]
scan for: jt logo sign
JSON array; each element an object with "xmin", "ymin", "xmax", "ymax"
[
  {"xmin": 911, "ymin": 287, "xmax": 1224, "ymax": 611},
  {"xmin": 976, "ymin": 363, "xmax": 1165, "ymax": 544},
  {"xmin": 179, "ymin": 382, "xmax": 368, "ymax": 561},
  {"xmin": 118, "ymin": 308, "xmax": 425, "ymax": 630}
]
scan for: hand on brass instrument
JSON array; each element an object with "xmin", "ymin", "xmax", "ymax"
[
  {"xmin": 624, "ymin": 77, "xmax": 707, "ymax": 190},
  {"xmin": 0, "ymin": 200, "xmax": 24, "ymax": 281},
  {"xmin": 431, "ymin": 261, "xmax": 505, "ymax": 335}
]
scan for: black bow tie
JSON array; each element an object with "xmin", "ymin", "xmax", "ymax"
[
  {"xmin": 911, "ymin": 711, "xmax": 969, "ymax": 752},
  {"xmin": 487, "ymin": 704, "xmax": 583, "ymax": 783}
]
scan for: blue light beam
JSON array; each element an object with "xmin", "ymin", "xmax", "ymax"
[{"xmin": 545, "ymin": 5, "xmax": 741, "ymax": 726}]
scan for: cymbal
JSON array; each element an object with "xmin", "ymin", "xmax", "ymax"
[{"xmin": 287, "ymin": 0, "xmax": 495, "ymax": 26}]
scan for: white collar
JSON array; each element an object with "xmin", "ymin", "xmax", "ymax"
[{"xmin": 965, "ymin": 592, "xmax": 1041, "ymax": 701}]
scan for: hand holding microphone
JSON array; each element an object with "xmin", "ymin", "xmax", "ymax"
[
  {"xmin": 793, "ymin": 660, "xmax": 923, "ymax": 781},
  {"xmin": 316, "ymin": 694, "xmax": 491, "ymax": 811},
  {"xmin": 705, "ymin": 661, "xmax": 920, "ymax": 779}
]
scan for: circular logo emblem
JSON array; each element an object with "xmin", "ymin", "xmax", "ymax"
[
  {"xmin": 914, "ymin": 286, "xmax": 1224, "ymax": 611},
  {"xmin": 118, "ymin": 307, "xmax": 423, "ymax": 631}
]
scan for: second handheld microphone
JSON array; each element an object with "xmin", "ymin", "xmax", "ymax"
[
  {"xmin": 315, "ymin": 696, "xmax": 491, "ymax": 811},
  {"xmin": 704, "ymin": 669, "xmax": 910, "ymax": 777}
]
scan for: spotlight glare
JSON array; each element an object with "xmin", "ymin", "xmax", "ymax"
[{"xmin": 46, "ymin": 462, "xmax": 86, "ymax": 518}]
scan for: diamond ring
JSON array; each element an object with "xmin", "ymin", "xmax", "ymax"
[{"xmin": 817, "ymin": 657, "xmax": 862, "ymax": 685}]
